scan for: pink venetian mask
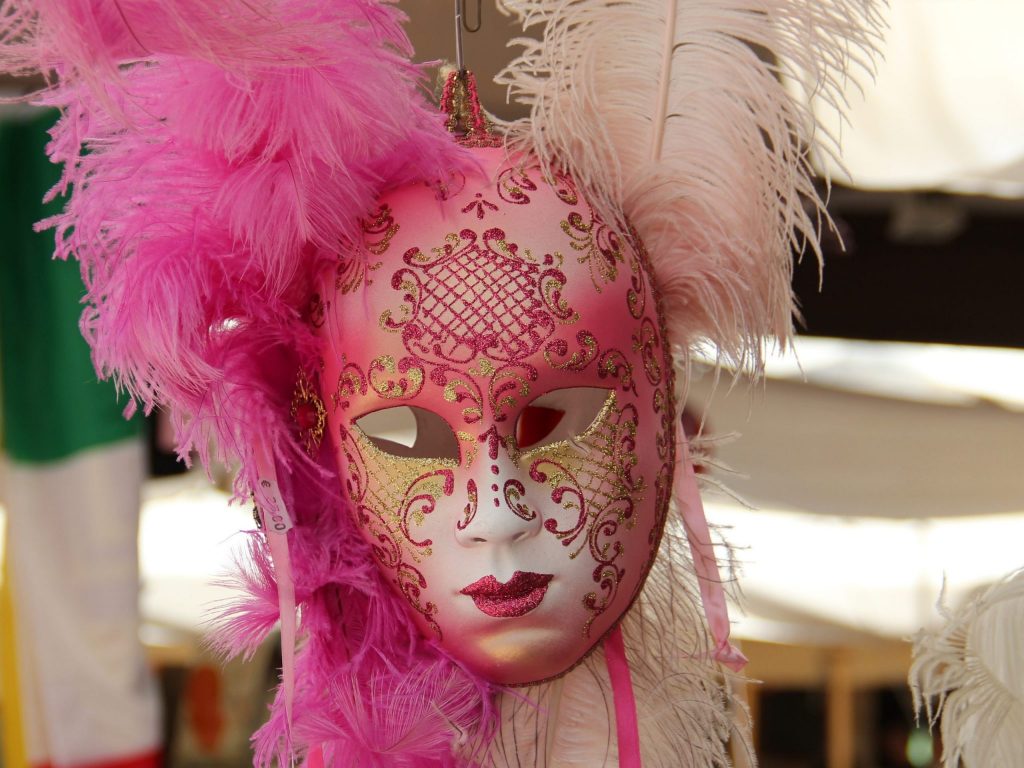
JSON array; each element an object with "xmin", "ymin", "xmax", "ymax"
[{"xmin": 317, "ymin": 147, "xmax": 676, "ymax": 685}]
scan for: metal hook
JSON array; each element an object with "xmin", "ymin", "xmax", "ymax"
[
  {"xmin": 454, "ymin": 0, "xmax": 482, "ymax": 72},
  {"xmin": 461, "ymin": 0, "xmax": 483, "ymax": 33}
]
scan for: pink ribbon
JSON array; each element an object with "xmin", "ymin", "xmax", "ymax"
[
  {"xmin": 254, "ymin": 444, "xmax": 298, "ymax": 731},
  {"xmin": 604, "ymin": 625, "xmax": 642, "ymax": 768},
  {"xmin": 675, "ymin": 435, "xmax": 748, "ymax": 672},
  {"xmin": 267, "ymin": 529, "xmax": 297, "ymax": 726}
]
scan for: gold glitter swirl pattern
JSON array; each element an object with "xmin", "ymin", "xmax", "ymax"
[
  {"xmin": 503, "ymin": 478, "xmax": 539, "ymax": 522},
  {"xmin": 378, "ymin": 269, "xmax": 419, "ymax": 332},
  {"xmin": 345, "ymin": 427, "xmax": 458, "ymax": 562},
  {"xmin": 437, "ymin": 367, "xmax": 485, "ymax": 425},
  {"xmin": 561, "ymin": 210, "xmax": 624, "ymax": 291},
  {"xmin": 497, "ymin": 165, "xmax": 538, "ymax": 205},
  {"xmin": 488, "ymin": 364, "xmax": 536, "ymax": 423},
  {"xmin": 368, "ymin": 355, "xmax": 425, "ymax": 400},
  {"xmin": 544, "ymin": 330, "xmax": 599, "ymax": 372},
  {"xmin": 398, "ymin": 468, "xmax": 455, "ymax": 548},
  {"xmin": 337, "ymin": 209, "xmax": 391, "ymax": 295},
  {"xmin": 549, "ymin": 171, "xmax": 579, "ymax": 207},
  {"xmin": 597, "ymin": 348, "xmax": 638, "ymax": 395},
  {"xmin": 538, "ymin": 266, "xmax": 577, "ymax": 324},
  {"xmin": 626, "ymin": 285, "xmax": 645, "ymax": 321},
  {"xmin": 356, "ymin": 504, "xmax": 402, "ymax": 569},
  {"xmin": 362, "ymin": 203, "xmax": 400, "ymax": 256},
  {"xmin": 623, "ymin": 229, "xmax": 649, "ymax": 320},
  {"xmin": 332, "ymin": 356, "xmax": 368, "ymax": 411},
  {"xmin": 627, "ymin": 223, "xmax": 678, "ymax": 580},
  {"xmin": 583, "ymin": 559, "xmax": 626, "ymax": 637},
  {"xmin": 336, "ymin": 256, "xmax": 382, "ymax": 296},
  {"xmin": 396, "ymin": 563, "xmax": 441, "ymax": 638},
  {"xmin": 495, "ymin": 161, "xmax": 578, "ymax": 208},
  {"xmin": 653, "ymin": 388, "xmax": 672, "ymax": 462},
  {"xmin": 632, "ymin": 317, "xmax": 663, "ymax": 386},
  {"xmin": 528, "ymin": 460, "xmax": 587, "ymax": 551},
  {"xmin": 337, "ymin": 424, "xmax": 459, "ymax": 637}
]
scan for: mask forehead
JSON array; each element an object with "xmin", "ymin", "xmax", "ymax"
[
  {"xmin": 327, "ymin": 159, "xmax": 657, "ymax": 420},
  {"xmin": 318, "ymin": 147, "xmax": 676, "ymax": 684}
]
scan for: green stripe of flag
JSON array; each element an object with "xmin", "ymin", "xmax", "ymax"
[{"xmin": 0, "ymin": 109, "xmax": 138, "ymax": 463}]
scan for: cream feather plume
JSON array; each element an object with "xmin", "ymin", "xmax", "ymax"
[
  {"xmin": 495, "ymin": 0, "xmax": 882, "ymax": 372},
  {"xmin": 910, "ymin": 570, "xmax": 1024, "ymax": 768}
]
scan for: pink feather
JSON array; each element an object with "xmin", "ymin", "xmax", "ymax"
[
  {"xmin": 10, "ymin": 0, "xmax": 474, "ymax": 503},
  {"xmin": 213, "ymin": 470, "xmax": 495, "ymax": 766},
  {"xmin": 2, "ymin": 1, "xmax": 498, "ymax": 764}
]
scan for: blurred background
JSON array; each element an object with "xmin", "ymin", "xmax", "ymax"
[{"xmin": 1, "ymin": 1, "xmax": 1022, "ymax": 767}]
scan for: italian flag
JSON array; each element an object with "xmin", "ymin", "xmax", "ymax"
[{"xmin": 0, "ymin": 109, "xmax": 161, "ymax": 768}]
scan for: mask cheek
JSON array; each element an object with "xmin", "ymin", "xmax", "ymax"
[
  {"xmin": 337, "ymin": 424, "xmax": 460, "ymax": 639},
  {"xmin": 518, "ymin": 392, "xmax": 650, "ymax": 639}
]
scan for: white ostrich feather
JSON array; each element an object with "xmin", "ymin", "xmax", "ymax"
[
  {"xmin": 495, "ymin": 0, "xmax": 883, "ymax": 373},
  {"xmin": 910, "ymin": 569, "xmax": 1024, "ymax": 768}
]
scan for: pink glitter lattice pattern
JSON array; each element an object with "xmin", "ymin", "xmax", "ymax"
[{"xmin": 393, "ymin": 228, "xmax": 570, "ymax": 365}]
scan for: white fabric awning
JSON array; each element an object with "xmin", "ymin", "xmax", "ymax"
[
  {"xmin": 803, "ymin": 0, "xmax": 1024, "ymax": 196},
  {"xmin": 711, "ymin": 501, "xmax": 1024, "ymax": 643},
  {"xmin": 692, "ymin": 338, "xmax": 1024, "ymax": 643},
  {"xmin": 692, "ymin": 339, "xmax": 1024, "ymax": 520}
]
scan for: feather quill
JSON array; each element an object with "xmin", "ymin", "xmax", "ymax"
[{"xmin": 496, "ymin": 0, "xmax": 883, "ymax": 372}]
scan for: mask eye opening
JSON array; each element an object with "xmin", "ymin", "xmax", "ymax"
[
  {"xmin": 515, "ymin": 387, "xmax": 613, "ymax": 452},
  {"xmin": 354, "ymin": 405, "xmax": 460, "ymax": 461},
  {"xmin": 516, "ymin": 405, "xmax": 565, "ymax": 450}
]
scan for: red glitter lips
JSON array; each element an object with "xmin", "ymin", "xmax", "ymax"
[{"xmin": 460, "ymin": 571, "xmax": 553, "ymax": 618}]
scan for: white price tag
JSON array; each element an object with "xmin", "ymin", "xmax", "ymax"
[{"xmin": 255, "ymin": 443, "xmax": 295, "ymax": 533}]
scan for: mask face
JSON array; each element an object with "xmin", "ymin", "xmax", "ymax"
[{"xmin": 317, "ymin": 148, "xmax": 676, "ymax": 684}]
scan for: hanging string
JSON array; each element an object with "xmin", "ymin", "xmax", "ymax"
[{"xmin": 454, "ymin": 0, "xmax": 483, "ymax": 72}]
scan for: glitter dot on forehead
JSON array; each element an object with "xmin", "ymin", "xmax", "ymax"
[
  {"xmin": 490, "ymin": 465, "xmax": 499, "ymax": 475},
  {"xmin": 490, "ymin": 483, "xmax": 498, "ymax": 492}
]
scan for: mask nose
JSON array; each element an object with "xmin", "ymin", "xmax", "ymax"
[{"xmin": 454, "ymin": 456, "xmax": 543, "ymax": 547}]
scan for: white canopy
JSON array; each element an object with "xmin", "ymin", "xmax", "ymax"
[
  {"xmin": 691, "ymin": 338, "xmax": 1024, "ymax": 643},
  {"xmin": 803, "ymin": 0, "xmax": 1024, "ymax": 196}
]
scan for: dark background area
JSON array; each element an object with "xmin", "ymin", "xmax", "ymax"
[{"xmin": 797, "ymin": 189, "xmax": 1022, "ymax": 350}]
